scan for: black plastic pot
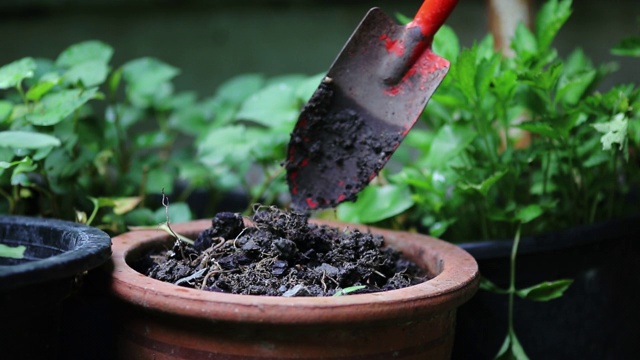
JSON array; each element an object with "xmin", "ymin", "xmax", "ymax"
[
  {"xmin": 452, "ymin": 215, "xmax": 640, "ymax": 360},
  {"xmin": 0, "ymin": 215, "xmax": 111, "ymax": 360}
]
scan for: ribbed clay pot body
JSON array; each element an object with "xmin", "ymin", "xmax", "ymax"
[{"xmin": 110, "ymin": 219, "xmax": 479, "ymax": 360}]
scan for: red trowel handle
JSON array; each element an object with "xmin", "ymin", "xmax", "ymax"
[{"xmin": 410, "ymin": 0, "xmax": 459, "ymax": 37}]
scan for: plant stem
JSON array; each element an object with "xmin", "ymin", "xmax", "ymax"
[
  {"xmin": 16, "ymin": 83, "xmax": 27, "ymax": 105},
  {"xmin": 246, "ymin": 164, "xmax": 284, "ymax": 214},
  {"xmin": 542, "ymin": 148, "xmax": 551, "ymax": 196},
  {"xmin": 0, "ymin": 187, "xmax": 15, "ymax": 213},
  {"xmin": 508, "ymin": 222, "xmax": 522, "ymax": 334},
  {"xmin": 129, "ymin": 223, "xmax": 195, "ymax": 245},
  {"xmin": 86, "ymin": 199, "xmax": 100, "ymax": 226},
  {"xmin": 476, "ymin": 115, "xmax": 499, "ymax": 168},
  {"xmin": 607, "ymin": 153, "xmax": 618, "ymax": 219}
]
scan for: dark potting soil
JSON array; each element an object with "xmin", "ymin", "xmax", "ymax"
[
  {"xmin": 138, "ymin": 207, "xmax": 428, "ymax": 297},
  {"xmin": 286, "ymin": 78, "xmax": 403, "ymax": 210}
]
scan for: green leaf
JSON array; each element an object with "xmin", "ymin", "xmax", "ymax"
[
  {"xmin": 25, "ymin": 75, "xmax": 60, "ymax": 101},
  {"xmin": 535, "ymin": 0, "xmax": 572, "ymax": 52},
  {"xmin": 295, "ymin": 73, "xmax": 326, "ymax": 104},
  {"xmin": 0, "ymin": 57, "xmax": 36, "ymax": 89},
  {"xmin": 557, "ymin": 69, "xmax": 597, "ymax": 106},
  {"xmin": 475, "ymin": 54, "xmax": 500, "ymax": 97},
  {"xmin": 32, "ymin": 146, "xmax": 55, "ymax": 161},
  {"xmin": 516, "ymin": 279, "xmax": 573, "ymax": 301},
  {"xmin": 0, "ymin": 243, "xmax": 26, "ymax": 259},
  {"xmin": 433, "ymin": 25, "xmax": 460, "ymax": 62},
  {"xmin": 496, "ymin": 331, "xmax": 530, "ymax": 360},
  {"xmin": 89, "ymin": 196, "xmax": 116, "ymax": 209},
  {"xmin": 562, "ymin": 48, "xmax": 593, "ymax": 77},
  {"xmin": 0, "ymin": 131, "xmax": 61, "ymax": 149},
  {"xmin": 493, "ymin": 69, "xmax": 518, "ymax": 102},
  {"xmin": 427, "ymin": 219, "xmax": 454, "ymax": 238},
  {"xmin": 424, "ymin": 124, "xmax": 476, "ymax": 169},
  {"xmin": 123, "ymin": 58, "xmax": 179, "ymax": 85},
  {"xmin": 111, "ymin": 197, "xmax": 142, "ymax": 215},
  {"xmin": 168, "ymin": 105, "xmax": 210, "ymax": 137},
  {"xmin": 479, "ymin": 277, "xmax": 509, "ymax": 295},
  {"xmin": 592, "ymin": 113, "xmax": 628, "ymax": 152},
  {"xmin": 122, "ymin": 57, "xmax": 180, "ymax": 107},
  {"xmin": 134, "ymin": 131, "xmax": 173, "ymax": 148},
  {"xmin": 43, "ymin": 149, "xmax": 95, "ymax": 194},
  {"xmin": 27, "ymin": 88, "xmax": 99, "ymax": 126},
  {"xmin": 515, "ymin": 204, "xmax": 543, "ymax": 224},
  {"xmin": 475, "ymin": 34, "xmax": 495, "ymax": 61},
  {"xmin": 124, "ymin": 208, "xmax": 156, "ymax": 226},
  {"xmin": 394, "ymin": 12, "xmax": 412, "ymax": 25},
  {"xmin": 333, "ymin": 285, "xmax": 366, "ymax": 296},
  {"xmin": 197, "ymin": 125, "xmax": 253, "ymax": 167},
  {"xmin": 0, "ymin": 100, "xmax": 13, "ymax": 123},
  {"xmin": 611, "ymin": 36, "xmax": 640, "ymax": 57},
  {"xmin": 154, "ymin": 201, "xmax": 192, "ymax": 224},
  {"xmin": 512, "ymin": 23, "xmax": 538, "ymax": 59},
  {"xmin": 215, "ymin": 73, "xmax": 266, "ymax": 105},
  {"xmin": 517, "ymin": 122, "xmax": 560, "ymax": 140},
  {"xmin": 108, "ymin": 67, "xmax": 123, "ymax": 96},
  {"xmin": 236, "ymin": 81, "xmax": 301, "ymax": 128},
  {"xmin": 336, "ymin": 184, "xmax": 414, "ymax": 224},
  {"xmin": 63, "ymin": 60, "xmax": 110, "ymax": 87},
  {"xmin": 11, "ymin": 157, "xmax": 37, "ymax": 186},
  {"xmin": 454, "ymin": 47, "xmax": 478, "ymax": 102},
  {"xmin": 534, "ymin": 62, "xmax": 564, "ymax": 92},
  {"xmin": 458, "ymin": 169, "xmax": 508, "ymax": 197},
  {"xmin": 145, "ymin": 168, "xmax": 175, "ymax": 195},
  {"xmin": 56, "ymin": 40, "xmax": 113, "ymax": 68}
]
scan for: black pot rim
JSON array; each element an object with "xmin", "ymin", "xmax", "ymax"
[
  {"xmin": 0, "ymin": 215, "xmax": 112, "ymax": 290},
  {"xmin": 458, "ymin": 214, "xmax": 640, "ymax": 260}
]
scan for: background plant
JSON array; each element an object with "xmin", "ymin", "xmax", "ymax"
[
  {"xmin": 336, "ymin": 0, "xmax": 640, "ymax": 242},
  {"xmin": 0, "ymin": 40, "xmax": 321, "ymax": 233},
  {"xmin": 331, "ymin": 1, "xmax": 639, "ymax": 358},
  {"xmin": 0, "ymin": 41, "xmax": 194, "ymax": 232}
]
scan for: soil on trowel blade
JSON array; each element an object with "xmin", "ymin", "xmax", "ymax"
[
  {"xmin": 286, "ymin": 79, "xmax": 403, "ymax": 210},
  {"xmin": 138, "ymin": 207, "xmax": 428, "ymax": 297}
]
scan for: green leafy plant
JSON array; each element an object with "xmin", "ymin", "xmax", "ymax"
[
  {"xmin": 0, "ymin": 39, "xmax": 324, "ymax": 233},
  {"xmin": 0, "ymin": 41, "xmax": 234, "ymax": 232},
  {"xmin": 327, "ymin": 0, "xmax": 639, "ymax": 358},
  {"xmin": 336, "ymin": 0, "xmax": 640, "ymax": 242},
  {"xmin": 195, "ymin": 72, "xmax": 323, "ymax": 210}
]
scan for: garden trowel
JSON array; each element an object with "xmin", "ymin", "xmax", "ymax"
[{"xmin": 286, "ymin": 0, "xmax": 459, "ymax": 210}]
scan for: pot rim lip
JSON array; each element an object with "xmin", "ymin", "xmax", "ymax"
[
  {"xmin": 0, "ymin": 215, "xmax": 112, "ymax": 290},
  {"xmin": 110, "ymin": 219, "xmax": 479, "ymax": 324}
]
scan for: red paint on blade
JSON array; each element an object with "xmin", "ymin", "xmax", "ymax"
[
  {"xmin": 384, "ymin": 49, "xmax": 449, "ymax": 96},
  {"xmin": 305, "ymin": 197, "xmax": 319, "ymax": 209},
  {"xmin": 379, "ymin": 34, "xmax": 405, "ymax": 56}
]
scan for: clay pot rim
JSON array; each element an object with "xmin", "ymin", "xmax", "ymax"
[{"xmin": 110, "ymin": 219, "xmax": 479, "ymax": 325}]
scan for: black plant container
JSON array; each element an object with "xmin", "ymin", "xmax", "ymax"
[
  {"xmin": 0, "ymin": 216, "xmax": 111, "ymax": 360},
  {"xmin": 452, "ymin": 215, "xmax": 640, "ymax": 360}
]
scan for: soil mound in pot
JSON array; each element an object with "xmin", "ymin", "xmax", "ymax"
[{"xmin": 137, "ymin": 207, "xmax": 428, "ymax": 296}]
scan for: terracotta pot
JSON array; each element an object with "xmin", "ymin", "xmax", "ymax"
[{"xmin": 110, "ymin": 219, "xmax": 479, "ymax": 360}]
